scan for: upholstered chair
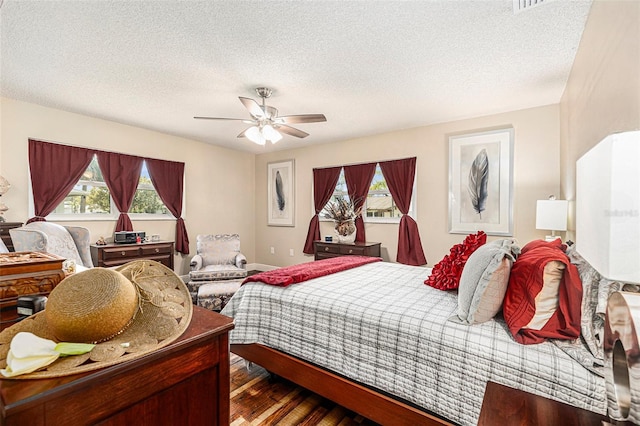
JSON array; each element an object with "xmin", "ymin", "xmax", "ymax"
[
  {"xmin": 188, "ymin": 234, "xmax": 247, "ymax": 309},
  {"xmin": 9, "ymin": 222, "xmax": 94, "ymax": 269}
]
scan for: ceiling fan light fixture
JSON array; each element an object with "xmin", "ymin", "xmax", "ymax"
[
  {"xmin": 262, "ymin": 124, "xmax": 282, "ymax": 143},
  {"xmin": 245, "ymin": 126, "xmax": 266, "ymax": 145}
]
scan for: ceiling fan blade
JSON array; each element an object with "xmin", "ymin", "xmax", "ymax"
[
  {"xmin": 277, "ymin": 124, "xmax": 309, "ymax": 138},
  {"xmin": 194, "ymin": 116, "xmax": 247, "ymax": 121},
  {"xmin": 239, "ymin": 97, "xmax": 265, "ymax": 118},
  {"xmin": 277, "ymin": 114, "xmax": 327, "ymax": 124}
]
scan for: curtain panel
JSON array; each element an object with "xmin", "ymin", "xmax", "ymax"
[
  {"xmin": 146, "ymin": 158, "xmax": 189, "ymax": 255},
  {"xmin": 27, "ymin": 140, "xmax": 95, "ymax": 223},
  {"xmin": 344, "ymin": 163, "xmax": 376, "ymax": 243},
  {"xmin": 97, "ymin": 151, "xmax": 144, "ymax": 232},
  {"xmin": 379, "ymin": 157, "xmax": 427, "ymax": 266},
  {"xmin": 303, "ymin": 167, "xmax": 342, "ymax": 254},
  {"xmin": 27, "ymin": 139, "xmax": 189, "ymax": 255}
]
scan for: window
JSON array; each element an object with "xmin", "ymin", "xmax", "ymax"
[
  {"xmin": 48, "ymin": 156, "xmax": 170, "ymax": 220},
  {"xmin": 129, "ymin": 163, "xmax": 169, "ymax": 216},
  {"xmin": 321, "ymin": 164, "xmax": 415, "ymax": 223},
  {"xmin": 52, "ymin": 156, "xmax": 111, "ymax": 216}
]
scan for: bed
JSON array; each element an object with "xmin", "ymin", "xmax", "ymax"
[{"xmin": 221, "ymin": 259, "xmax": 606, "ymax": 425}]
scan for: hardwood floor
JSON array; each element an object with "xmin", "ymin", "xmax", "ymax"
[{"xmin": 230, "ymin": 354, "xmax": 380, "ymax": 426}]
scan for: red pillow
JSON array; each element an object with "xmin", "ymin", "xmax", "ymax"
[
  {"xmin": 424, "ymin": 231, "xmax": 487, "ymax": 290},
  {"xmin": 502, "ymin": 239, "xmax": 582, "ymax": 344}
]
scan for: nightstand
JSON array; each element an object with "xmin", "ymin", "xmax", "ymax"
[{"xmin": 313, "ymin": 240, "xmax": 381, "ymax": 261}]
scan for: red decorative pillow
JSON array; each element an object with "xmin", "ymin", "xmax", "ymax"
[
  {"xmin": 502, "ymin": 239, "xmax": 582, "ymax": 344},
  {"xmin": 424, "ymin": 231, "xmax": 487, "ymax": 290}
]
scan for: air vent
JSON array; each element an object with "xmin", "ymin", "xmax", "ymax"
[{"xmin": 513, "ymin": 0, "xmax": 551, "ymax": 14}]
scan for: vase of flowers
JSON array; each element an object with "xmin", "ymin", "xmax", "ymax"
[{"xmin": 324, "ymin": 196, "xmax": 362, "ymax": 243}]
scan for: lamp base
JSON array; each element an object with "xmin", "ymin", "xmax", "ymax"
[{"xmin": 544, "ymin": 235, "xmax": 561, "ymax": 242}]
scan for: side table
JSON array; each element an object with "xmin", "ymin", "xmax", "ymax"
[
  {"xmin": 0, "ymin": 222, "xmax": 22, "ymax": 252},
  {"xmin": 91, "ymin": 241, "xmax": 175, "ymax": 269},
  {"xmin": 313, "ymin": 240, "xmax": 381, "ymax": 260}
]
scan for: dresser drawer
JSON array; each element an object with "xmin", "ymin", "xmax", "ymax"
[
  {"xmin": 141, "ymin": 245, "xmax": 172, "ymax": 256},
  {"xmin": 339, "ymin": 245, "xmax": 367, "ymax": 256},
  {"xmin": 315, "ymin": 243, "xmax": 340, "ymax": 255},
  {"xmin": 102, "ymin": 246, "xmax": 141, "ymax": 260}
]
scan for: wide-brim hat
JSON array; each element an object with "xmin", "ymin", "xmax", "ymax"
[{"xmin": 0, "ymin": 260, "xmax": 192, "ymax": 379}]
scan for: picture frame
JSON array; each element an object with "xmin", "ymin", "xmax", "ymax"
[
  {"xmin": 267, "ymin": 159, "xmax": 295, "ymax": 227},
  {"xmin": 449, "ymin": 128, "xmax": 514, "ymax": 236}
]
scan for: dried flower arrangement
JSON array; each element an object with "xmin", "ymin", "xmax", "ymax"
[{"xmin": 323, "ymin": 196, "xmax": 362, "ymax": 236}]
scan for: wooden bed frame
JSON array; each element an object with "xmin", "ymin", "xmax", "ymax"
[{"xmin": 231, "ymin": 343, "xmax": 453, "ymax": 426}]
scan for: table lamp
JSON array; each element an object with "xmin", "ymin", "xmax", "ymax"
[
  {"xmin": 536, "ymin": 195, "xmax": 568, "ymax": 241},
  {"xmin": 576, "ymin": 130, "xmax": 640, "ymax": 423},
  {"xmin": 0, "ymin": 175, "xmax": 10, "ymax": 222}
]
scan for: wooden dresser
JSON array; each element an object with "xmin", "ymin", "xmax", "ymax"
[
  {"xmin": 0, "ymin": 252, "xmax": 65, "ymax": 331},
  {"xmin": 0, "ymin": 222, "xmax": 22, "ymax": 252},
  {"xmin": 91, "ymin": 241, "xmax": 174, "ymax": 269},
  {"xmin": 314, "ymin": 240, "xmax": 381, "ymax": 260},
  {"xmin": 0, "ymin": 307, "xmax": 234, "ymax": 426}
]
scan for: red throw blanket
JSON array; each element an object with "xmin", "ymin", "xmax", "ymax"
[{"xmin": 243, "ymin": 256, "xmax": 382, "ymax": 287}]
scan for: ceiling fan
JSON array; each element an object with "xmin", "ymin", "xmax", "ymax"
[{"xmin": 194, "ymin": 87, "xmax": 327, "ymax": 146}]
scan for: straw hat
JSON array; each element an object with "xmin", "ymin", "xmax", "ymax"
[{"xmin": 0, "ymin": 260, "xmax": 192, "ymax": 379}]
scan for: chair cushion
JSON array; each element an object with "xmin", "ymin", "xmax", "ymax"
[
  {"xmin": 26, "ymin": 222, "xmax": 83, "ymax": 265},
  {"xmin": 189, "ymin": 264, "xmax": 247, "ymax": 281},
  {"xmin": 197, "ymin": 234, "xmax": 241, "ymax": 265}
]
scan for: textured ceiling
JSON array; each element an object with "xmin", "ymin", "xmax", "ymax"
[{"xmin": 0, "ymin": 0, "xmax": 592, "ymax": 154}]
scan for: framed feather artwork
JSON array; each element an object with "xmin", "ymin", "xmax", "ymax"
[
  {"xmin": 267, "ymin": 159, "xmax": 295, "ymax": 226},
  {"xmin": 448, "ymin": 128, "xmax": 514, "ymax": 236}
]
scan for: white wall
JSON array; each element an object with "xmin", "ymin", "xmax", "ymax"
[
  {"xmin": 560, "ymin": 0, "xmax": 640, "ymax": 239},
  {"xmin": 255, "ymin": 104, "xmax": 561, "ymax": 267},
  {"xmin": 0, "ymin": 97, "xmax": 256, "ymax": 275}
]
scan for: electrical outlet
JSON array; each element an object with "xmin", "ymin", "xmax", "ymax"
[
  {"xmin": 289, "ymin": 249, "xmax": 294, "ymax": 256},
  {"xmin": 270, "ymin": 247, "xmax": 275, "ymax": 255}
]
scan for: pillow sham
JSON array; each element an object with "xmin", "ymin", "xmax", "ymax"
[
  {"xmin": 424, "ymin": 231, "xmax": 487, "ymax": 291},
  {"xmin": 450, "ymin": 238, "xmax": 520, "ymax": 325},
  {"xmin": 502, "ymin": 239, "xmax": 582, "ymax": 344}
]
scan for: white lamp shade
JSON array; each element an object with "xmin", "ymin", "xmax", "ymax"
[
  {"xmin": 261, "ymin": 125, "xmax": 282, "ymax": 143},
  {"xmin": 245, "ymin": 126, "xmax": 266, "ymax": 145},
  {"xmin": 576, "ymin": 130, "xmax": 640, "ymax": 284},
  {"xmin": 536, "ymin": 199, "xmax": 568, "ymax": 232}
]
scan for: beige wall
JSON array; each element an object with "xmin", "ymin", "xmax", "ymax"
[
  {"xmin": 560, "ymin": 0, "xmax": 640, "ymax": 238},
  {"xmin": 0, "ymin": 97, "xmax": 256, "ymax": 275},
  {"xmin": 255, "ymin": 104, "xmax": 561, "ymax": 267}
]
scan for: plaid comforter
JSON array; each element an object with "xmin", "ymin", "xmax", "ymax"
[{"xmin": 221, "ymin": 261, "xmax": 606, "ymax": 425}]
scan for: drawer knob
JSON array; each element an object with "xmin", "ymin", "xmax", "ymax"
[
  {"xmin": 348, "ymin": 249, "xmax": 353, "ymax": 254},
  {"xmin": 121, "ymin": 251, "xmax": 126, "ymax": 256},
  {"xmin": 154, "ymin": 248, "xmax": 160, "ymax": 253},
  {"xmin": 325, "ymin": 247, "xmax": 329, "ymax": 252}
]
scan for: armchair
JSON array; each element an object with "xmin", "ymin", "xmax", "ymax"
[
  {"xmin": 188, "ymin": 234, "xmax": 247, "ymax": 310},
  {"xmin": 9, "ymin": 222, "xmax": 93, "ymax": 269}
]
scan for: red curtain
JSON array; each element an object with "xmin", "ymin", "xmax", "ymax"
[
  {"xmin": 146, "ymin": 158, "xmax": 190, "ymax": 255},
  {"xmin": 303, "ymin": 167, "xmax": 342, "ymax": 254},
  {"xmin": 27, "ymin": 139, "xmax": 95, "ymax": 223},
  {"xmin": 344, "ymin": 163, "xmax": 376, "ymax": 243},
  {"xmin": 379, "ymin": 157, "xmax": 427, "ymax": 266},
  {"xmin": 97, "ymin": 151, "xmax": 144, "ymax": 232}
]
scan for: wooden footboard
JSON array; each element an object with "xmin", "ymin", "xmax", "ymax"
[{"xmin": 230, "ymin": 343, "xmax": 453, "ymax": 426}]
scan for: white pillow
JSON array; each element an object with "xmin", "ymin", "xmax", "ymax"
[{"xmin": 450, "ymin": 239, "xmax": 520, "ymax": 325}]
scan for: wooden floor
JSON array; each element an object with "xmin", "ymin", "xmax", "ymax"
[{"xmin": 230, "ymin": 353, "xmax": 380, "ymax": 426}]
